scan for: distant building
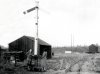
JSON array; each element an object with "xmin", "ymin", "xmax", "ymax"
[
  {"xmin": 9, "ymin": 36, "xmax": 52, "ymax": 59},
  {"xmin": 88, "ymin": 44, "xmax": 98, "ymax": 53},
  {"xmin": 65, "ymin": 51, "xmax": 72, "ymax": 54}
]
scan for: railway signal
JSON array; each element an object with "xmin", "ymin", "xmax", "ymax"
[{"xmin": 23, "ymin": 1, "xmax": 39, "ymax": 55}]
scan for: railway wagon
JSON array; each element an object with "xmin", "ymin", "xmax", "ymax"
[{"xmin": 88, "ymin": 44, "xmax": 98, "ymax": 53}]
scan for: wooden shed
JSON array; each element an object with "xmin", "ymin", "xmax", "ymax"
[
  {"xmin": 88, "ymin": 44, "xmax": 98, "ymax": 53},
  {"xmin": 9, "ymin": 36, "xmax": 52, "ymax": 59}
]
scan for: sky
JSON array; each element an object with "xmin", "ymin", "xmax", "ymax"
[{"xmin": 0, "ymin": 0, "xmax": 100, "ymax": 47}]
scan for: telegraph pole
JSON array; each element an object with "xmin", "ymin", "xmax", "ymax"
[
  {"xmin": 23, "ymin": 1, "xmax": 39, "ymax": 55},
  {"xmin": 71, "ymin": 34, "xmax": 74, "ymax": 51},
  {"xmin": 71, "ymin": 34, "xmax": 72, "ymax": 51}
]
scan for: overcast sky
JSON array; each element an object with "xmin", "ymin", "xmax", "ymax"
[{"xmin": 0, "ymin": 0, "xmax": 100, "ymax": 47}]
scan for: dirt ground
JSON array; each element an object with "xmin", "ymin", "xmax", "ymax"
[{"xmin": 1, "ymin": 53, "xmax": 100, "ymax": 74}]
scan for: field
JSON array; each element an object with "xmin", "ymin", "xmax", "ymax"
[{"xmin": 0, "ymin": 51, "xmax": 100, "ymax": 74}]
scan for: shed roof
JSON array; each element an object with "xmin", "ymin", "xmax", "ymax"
[
  {"xmin": 9, "ymin": 35, "xmax": 51, "ymax": 46},
  {"xmin": 25, "ymin": 36, "xmax": 51, "ymax": 46}
]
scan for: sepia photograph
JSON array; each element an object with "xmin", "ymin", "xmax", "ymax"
[{"xmin": 0, "ymin": 0, "xmax": 100, "ymax": 74}]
